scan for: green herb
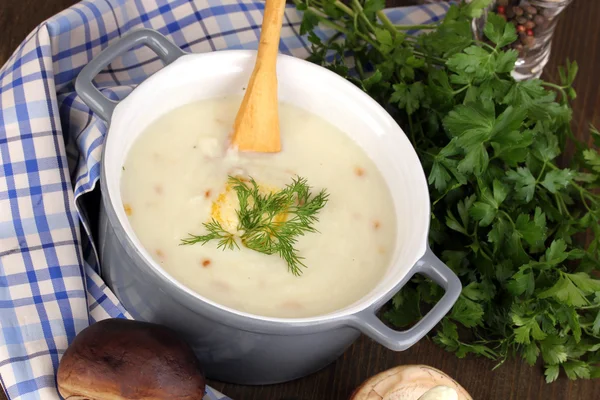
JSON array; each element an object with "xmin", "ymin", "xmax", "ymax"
[
  {"xmin": 181, "ymin": 176, "xmax": 328, "ymax": 275},
  {"xmin": 180, "ymin": 218, "xmax": 239, "ymax": 251},
  {"xmin": 295, "ymin": 0, "xmax": 600, "ymax": 381}
]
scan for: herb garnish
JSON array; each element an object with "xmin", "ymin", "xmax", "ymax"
[
  {"xmin": 296, "ymin": 0, "xmax": 600, "ymax": 382},
  {"xmin": 181, "ymin": 176, "xmax": 329, "ymax": 275}
]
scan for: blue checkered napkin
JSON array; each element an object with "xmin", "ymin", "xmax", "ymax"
[{"xmin": 0, "ymin": 1, "xmax": 449, "ymax": 399}]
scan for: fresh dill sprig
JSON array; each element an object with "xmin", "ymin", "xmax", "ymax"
[
  {"xmin": 181, "ymin": 219, "xmax": 239, "ymax": 251},
  {"xmin": 181, "ymin": 175, "xmax": 329, "ymax": 275}
]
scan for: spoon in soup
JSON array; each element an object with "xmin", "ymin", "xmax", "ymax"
[{"xmin": 230, "ymin": 0, "xmax": 286, "ymax": 153}]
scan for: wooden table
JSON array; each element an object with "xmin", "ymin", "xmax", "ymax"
[{"xmin": 1, "ymin": 0, "xmax": 598, "ymax": 399}]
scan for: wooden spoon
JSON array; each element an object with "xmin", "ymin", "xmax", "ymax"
[{"xmin": 230, "ymin": 0, "xmax": 286, "ymax": 153}]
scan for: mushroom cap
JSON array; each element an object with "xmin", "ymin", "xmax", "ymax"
[
  {"xmin": 350, "ymin": 365, "xmax": 472, "ymax": 400},
  {"xmin": 57, "ymin": 318, "xmax": 205, "ymax": 400}
]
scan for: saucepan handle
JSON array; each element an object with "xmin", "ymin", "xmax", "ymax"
[
  {"xmin": 348, "ymin": 248, "xmax": 462, "ymax": 351},
  {"xmin": 75, "ymin": 28, "xmax": 186, "ymax": 122}
]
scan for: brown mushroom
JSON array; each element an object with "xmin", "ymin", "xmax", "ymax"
[
  {"xmin": 57, "ymin": 318, "xmax": 205, "ymax": 400},
  {"xmin": 350, "ymin": 365, "xmax": 471, "ymax": 400}
]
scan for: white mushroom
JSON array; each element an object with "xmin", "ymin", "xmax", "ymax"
[
  {"xmin": 350, "ymin": 365, "xmax": 472, "ymax": 400},
  {"xmin": 418, "ymin": 386, "xmax": 459, "ymax": 400}
]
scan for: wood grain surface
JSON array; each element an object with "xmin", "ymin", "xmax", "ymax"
[{"xmin": 1, "ymin": 0, "xmax": 599, "ymax": 399}]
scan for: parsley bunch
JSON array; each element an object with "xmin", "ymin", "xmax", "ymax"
[{"xmin": 295, "ymin": 0, "xmax": 600, "ymax": 382}]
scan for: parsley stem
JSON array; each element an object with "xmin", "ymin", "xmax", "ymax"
[
  {"xmin": 351, "ymin": 0, "xmax": 376, "ymax": 33},
  {"xmin": 413, "ymin": 51, "xmax": 445, "ymax": 65},
  {"xmin": 432, "ymin": 182, "xmax": 463, "ymax": 206},
  {"xmin": 332, "ymin": 0, "xmax": 354, "ymax": 17},
  {"xmin": 535, "ymin": 161, "xmax": 548, "ymax": 183},
  {"xmin": 579, "ymin": 304, "xmax": 600, "ymax": 310},
  {"xmin": 356, "ymin": 31, "xmax": 382, "ymax": 52},
  {"xmin": 542, "ymin": 82, "xmax": 570, "ymax": 102},
  {"xmin": 301, "ymin": 3, "xmax": 382, "ymax": 52},
  {"xmin": 394, "ymin": 24, "xmax": 438, "ymax": 30},
  {"xmin": 294, "ymin": 4, "xmax": 352, "ymax": 36},
  {"xmin": 474, "ymin": 228, "xmax": 494, "ymax": 261},
  {"xmin": 499, "ymin": 211, "xmax": 516, "ymax": 229},
  {"xmin": 541, "ymin": 82, "xmax": 569, "ymax": 91},
  {"xmin": 554, "ymin": 193, "xmax": 574, "ymax": 218},
  {"xmin": 546, "ymin": 162, "xmax": 598, "ymax": 213},
  {"xmin": 376, "ymin": 10, "xmax": 398, "ymax": 35},
  {"xmin": 453, "ymin": 85, "xmax": 470, "ymax": 96},
  {"xmin": 319, "ymin": 18, "xmax": 352, "ymax": 36},
  {"xmin": 578, "ymin": 189, "xmax": 594, "ymax": 213},
  {"xmin": 355, "ymin": 56, "xmax": 365, "ymax": 80},
  {"xmin": 480, "ymin": 42, "xmax": 497, "ymax": 53},
  {"xmin": 326, "ymin": 31, "xmax": 342, "ymax": 45}
]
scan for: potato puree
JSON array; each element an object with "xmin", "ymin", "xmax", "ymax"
[{"xmin": 121, "ymin": 97, "xmax": 396, "ymax": 318}]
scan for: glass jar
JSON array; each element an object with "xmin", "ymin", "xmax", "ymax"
[{"xmin": 472, "ymin": 0, "xmax": 574, "ymax": 80}]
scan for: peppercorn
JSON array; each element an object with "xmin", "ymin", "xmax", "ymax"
[
  {"xmin": 514, "ymin": 6, "xmax": 524, "ymax": 16},
  {"xmin": 506, "ymin": 7, "xmax": 516, "ymax": 19},
  {"xmin": 526, "ymin": 29, "xmax": 534, "ymax": 36},
  {"xmin": 518, "ymin": 32, "xmax": 528, "ymax": 43},
  {"xmin": 514, "ymin": 43, "xmax": 525, "ymax": 57},
  {"xmin": 497, "ymin": 5, "xmax": 506, "ymax": 14},
  {"xmin": 516, "ymin": 16, "xmax": 528, "ymax": 25},
  {"xmin": 525, "ymin": 5, "xmax": 538, "ymax": 15},
  {"xmin": 534, "ymin": 14, "xmax": 546, "ymax": 27},
  {"xmin": 525, "ymin": 20, "xmax": 536, "ymax": 30},
  {"xmin": 522, "ymin": 36, "xmax": 535, "ymax": 48},
  {"xmin": 498, "ymin": 0, "xmax": 509, "ymax": 6},
  {"xmin": 517, "ymin": 25, "xmax": 526, "ymax": 33}
]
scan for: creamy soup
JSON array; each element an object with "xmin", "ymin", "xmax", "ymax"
[{"xmin": 121, "ymin": 97, "xmax": 396, "ymax": 318}]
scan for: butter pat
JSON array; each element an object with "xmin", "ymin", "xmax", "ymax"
[{"xmin": 419, "ymin": 386, "xmax": 459, "ymax": 400}]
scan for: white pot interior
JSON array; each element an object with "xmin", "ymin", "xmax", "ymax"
[{"xmin": 104, "ymin": 51, "xmax": 431, "ymax": 323}]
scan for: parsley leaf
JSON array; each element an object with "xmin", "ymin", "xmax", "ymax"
[
  {"xmin": 542, "ymin": 169, "xmax": 574, "ymax": 193},
  {"xmin": 546, "ymin": 239, "xmax": 569, "ymax": 265},
  {"xmin": 583, "ymin": 149, "xmax": 600, "ymax": 173},
  {"xmin": 390, "ymin": 82, "xmax": 425, "ymax": 115},
  {"xmin": 507, "ymin": 167, "xmax": 536, "ymax": 202},
  {"xmin": 541, "ymin": 336, "xmax": 568, "ymax": 365},
  {"xmin": 447, "ymin": 45, "xmax": 495, "ymax": 81},
  {"xmin": 483, "ymin": 13, "xmax": 518, "ymax": 48},
  {"xmin": 563, "ymin": 360, "xmax": 591, "ymax": 380},
  {"xmin": 462, "ymin": 0, "xmax": 494, "ymax": 18},
  {"xmin": 363, "ymin": 0, "xmax": 385, "ymax": 21},
  {"xmin": 299, "ymin": 10, "xmax": 319, "ymax": 36},
  {"xmin": 384, "ymin": 286, "xmax": 422, "ymax": 328},
  {"xmin": 545, "ymin": 365, "xmax": 560, "ymax": 383},
  {"xmin": 507, "ymin": 265, "xmax": 535, "ymax": 296},
  {"xmin": 538, "ymin": 274, "xmax": 589, "ymax": 307},
  {"xmin": 450, "ymin": 296, "xmax": 484, "ymax": 328}
]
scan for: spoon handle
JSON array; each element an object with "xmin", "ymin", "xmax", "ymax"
[
  {"xmin": 231, "ymin": 0, "xmax": 286, "ymax": 153},
  {"xmin": 256, "ymin": 0, "xmax": 286, "ymax": 67}
]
